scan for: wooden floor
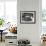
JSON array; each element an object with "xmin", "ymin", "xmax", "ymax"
[
  {"xmin": 0, "ymin": 41, "xmax": 45, "ymax": 46},
  {"xmin": 0, "ymin": 41, "xmax": 5, "ymax": 46}
]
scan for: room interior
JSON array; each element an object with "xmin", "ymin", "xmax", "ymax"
[{"xmin": 0, "ymin": 0, "xmax": 46, "ymax": 46}]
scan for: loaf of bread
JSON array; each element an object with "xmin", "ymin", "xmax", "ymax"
[{"xmin": 9, "ymin": 26, "xmax": 17, "ymax": 33}]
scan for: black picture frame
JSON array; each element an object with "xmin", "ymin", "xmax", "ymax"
[{"xmin": 20, "ymin": 11, "xmax": 36, "ymax": 24}]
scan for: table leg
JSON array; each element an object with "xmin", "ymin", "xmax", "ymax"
[{"xmin": 1, "ymin": 32, "xmax": 2, "ymax": 42}]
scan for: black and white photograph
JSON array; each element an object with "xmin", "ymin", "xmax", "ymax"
[{"xmin": 20, "ymin": 11, "xmax": 36, "ymax": 24}]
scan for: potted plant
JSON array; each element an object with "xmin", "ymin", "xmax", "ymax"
[{"xmin": 0, "ymin": 18, "xmax": 5, "ymax": 27}]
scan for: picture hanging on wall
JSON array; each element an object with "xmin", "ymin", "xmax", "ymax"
[{"xmin": 20, "ymin": 11, "xmax": 36, "ymax": 24}]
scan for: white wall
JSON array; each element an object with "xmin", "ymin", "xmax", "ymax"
[{"xmin": 17, "ymin": 0, "xmax": 42, "ymax": 46}]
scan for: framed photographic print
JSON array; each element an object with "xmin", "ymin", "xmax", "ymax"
[{"xmin": 20, "ymin": 11, "xmax": 36, "ymax": 24}]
